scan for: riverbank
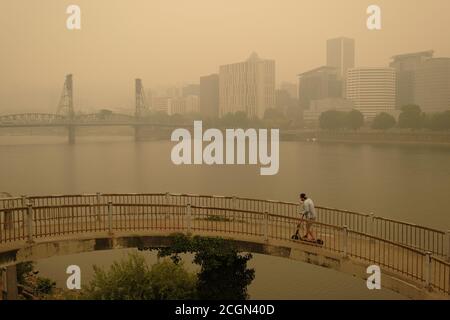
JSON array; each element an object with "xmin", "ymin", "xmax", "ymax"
[
  {"xmin": 281, "ymin": 130, "xmax": 450, "ymax": 147},
  {"xmin": 2, "ymin": 127, "xmax": 450, "ymax": 147}
]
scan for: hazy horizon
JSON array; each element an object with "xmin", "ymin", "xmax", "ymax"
[{"xmin": 1, "ymin": 0, "xmax": 450, "ymax": 113}]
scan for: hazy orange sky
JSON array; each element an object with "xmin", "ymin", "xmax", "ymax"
[{"xmin": 1, "ymin": 0, "xmax": 449, "ymax": 113}]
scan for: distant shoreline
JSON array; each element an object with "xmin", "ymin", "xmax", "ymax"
[
  {"xmin": 281, "ymin": 130, "xmax": 450, "ymax": 147},
  {"xmin": 2, "ymin": 127, "xmax": 450, "ymax": 147}
]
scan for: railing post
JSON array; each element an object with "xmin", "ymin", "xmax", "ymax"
[
  {"xmin": 21, "ymin": 195, "xmax": 27, "ymax": 206},
  {"xmin": 96, "ymin": 192, "xmax": 102, "ymax": 222},
  {"xmin": 165, "ymin": 192, "xmax": 170, "ymax": 203},
  {"xmin": 424, "ymin": 251, "xmax": 432, "ymax": 289},
  {"xmin": 165, "ymin": 192, "xmax": 171, "ymax": 219},
  {"xmin": 369, "ymin": 212, "xmax": 375, "ymax": 236},
  {"xmin": 342, "ymin": 225, "xmax": 348, "ymax": 258},
  {"xmin": 232, "ymin": 196, "xmax": 237, "ymax": 210},
  {"xmin": 445, "ymin": 230, "xmax": 450, "ymax": 263},
  {"xmin": 263, "ymin": 211, "xmax": 269, "ymax": 242},
  {"xmin": 186, "ymin": 204, "xmax": 191, "ymax": 235},
  {"xmin": 26, "ymin": 204, "xmax": 34, "ymax": 244},
  {"xmin": 107, "ymin": 201, "xmax": 113, "ymax": 235}
]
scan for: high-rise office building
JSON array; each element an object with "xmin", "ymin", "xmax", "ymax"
[
  {"xmin": 298, "ymin": 66, "xmax": 342, "ymax": 110},
  {"xmin": 168, "ymin": 95, "xmax": 200, "ymax": 115},
  {"xmin": 280, "ymin": 82, "xmax": 298, "ymax": 99},
  {"xmin": 182, "ymin": 84, "xmax": 200, "ymax": 97},
  {"xmin": 152, "ymin": 96, "xmax": 170, "ymax": 114},
  {"xmin": 219, "ymin": 52, "xmax": 275, "ymax": 119},
  {"xmin": 389, "ymin": 50, "xmax": 434, "ymax": 108},
  {"xmin": 415, "ymin": 58, "xmax": 450, "ymax": 113},
  {"xmin": 200, "ymin": 74, "xmax": 220, "ymax": 118},
  {"xmin": 327, "ymin": 37, "xmax": 355, "ymax": 80},
  {"xmin": 168, "ymin": 97, "xmax": 186, "ymax": 115},
  {"xmin": 185, "ymin": 95, "xmax": 200, "ymax": 114},
  {"xmin": 346, "ymin": 67, "xmax": 396, "ymax": 118}
]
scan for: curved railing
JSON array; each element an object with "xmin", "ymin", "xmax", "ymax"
[{"xmin": 0, "ymin": 193, "xmax": 449, "ymax": 296}]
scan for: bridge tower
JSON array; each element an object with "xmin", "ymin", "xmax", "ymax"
[
  {"xmin": 56, "ymin": 74, "xmax": 75, "ymax": 144},
  {"xmin": 134, "ymin": 78, "xmax": 149, "ymax": 141},
  {"xmin": 57, "ymin": 74, "xmax": 76, "ymax": 144}
]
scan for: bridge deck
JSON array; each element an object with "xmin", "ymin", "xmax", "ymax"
[{"xmin": 0, "ymin": 193, "xmax": 449, "ymax": 299}]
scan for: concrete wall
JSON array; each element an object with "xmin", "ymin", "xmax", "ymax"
[{"xmin": 0, "ymin": 232, "xmax": 447, "ymax": 300}]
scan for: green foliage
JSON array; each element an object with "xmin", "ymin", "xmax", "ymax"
[
  {"xmin": 84, "ymin": 252, "xmax": 152, "ymax": 300},
  {"xmin": 16, "ymin": 261, "xmax": 34, "ymax": 285},
  {"xmin": 398, "ymin": 104, "xmax": 424, "ymax": 130},
  {"xmin": 371, "ymin": 112, "xmax": 396, "ymax": 130},
  {"xmin": 149, "ymin": 260, "xmax": 197, "ymax": 300},
  {"xmin": 264, "ymin": 108, "xmax": 285, "ymax": 120},
  {"xmin": 220, "ymin": 111, "xmax": 256, "ymax": 128},
  {"xmin": 156, "ymin": 234, "xmax": 255, "ymax": 300},
  {"xmin": 35, "ymin": 277, "xmax": 56, "ymax": 296},
  {"xmin": 427, "ymin": 111, "xmax": 450, "ymax": 131},
  {"xmin": 345, "ymin": 109, "xmax": 364, "ymax": 130},
  {"xmin": 319, "ymin": 110, "xmax": 346, "ymax": 130},
  {"xmin": 83, "ymin": 252, "xmax": 197, "ymax": 300}
]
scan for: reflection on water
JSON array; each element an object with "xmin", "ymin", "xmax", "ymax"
[{"xmin": 2, "ymin": 136, "xmax": 450, "ymax": 299}]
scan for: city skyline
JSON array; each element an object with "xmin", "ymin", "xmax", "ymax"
[{"xmin": 1, "ymin": 0, "xmax": 450, "ymax": 113}]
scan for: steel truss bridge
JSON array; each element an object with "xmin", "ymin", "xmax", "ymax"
[
  {"xmin": 0, "ymin": 193, "xmax": 449, "ymax": 300},
  {"xmin": 0, "ymin": 76, "xmax": 182, "ymax": 143}
]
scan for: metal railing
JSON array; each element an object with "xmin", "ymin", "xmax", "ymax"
[
  {"xmin": 2, "ymin": 193, "xmax": 446, "ymax": 259},
  {"xmin": 0, "ymin": 193, "xmax": 449, "ymax": 295}
]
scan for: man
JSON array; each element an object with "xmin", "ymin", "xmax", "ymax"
[{"xmin": 293, "ymin": 193, "xmax": 317, "ymax": 241}]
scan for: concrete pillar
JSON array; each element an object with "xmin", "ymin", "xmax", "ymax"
[
  {"xmin": 342, "ymin": 225, "xmax": 349, "ymax": 258},
  {"xmin": 0, "ymin": 268, "xmax": 5, "ymax": 300},
  {"xmin": 6, "ymin": 265, "xmax": 18, "ymax": 300},
  {"xmin": 424, "ymin": 251, "xmax": 432, "ymax": 289},
  {"xmin": 67, "ymin": 125, "xmax": 76, "ymax": 144},
  {"xmin": 134, "ymin": 126, "xmax": 144, "ymax": 142}
]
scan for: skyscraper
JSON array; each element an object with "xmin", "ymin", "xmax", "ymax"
[
  {"xmin": 182, "ymin": 84, "xmax": 200, "ymax": 97},
  {"xmin": 327, "ymin": 37, "xmax": 355, "ymax": 80},
  {"xmin": 219, "ymin": 52, "xmax": 275, "ymax": 119},
  {"xmin": 200, "ymin": 74, "xmax": 220, "ymax": 118},
  {"xmin": 389, "ymin": 50, "xmax": 434, "ymax": 108},
  {"xmin": 346, "ymin": 67, "xmax": 396, "ymax": 118},
  {"xmin": 298, "ymin": 66, "xmax": 342, "ymax": 110},
  {"xmin": 415, "ymin": 58, "xmax": 450, "ymax": 113}
]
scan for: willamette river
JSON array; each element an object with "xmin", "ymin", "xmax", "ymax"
[{"xmin": 1, "ymin": 135, "xmax": 450, "ymax": 299}]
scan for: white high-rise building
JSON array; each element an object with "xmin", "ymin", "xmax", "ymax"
[
  {"xmin": 219, "ymin": 52, "xmax": 275, "ymax": 119},
  {"xmin": 346, "ymin": 67, "xmax": 396, "ymax": 118}
]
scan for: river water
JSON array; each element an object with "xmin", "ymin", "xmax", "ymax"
[{"xmin": 1, "ymin": 135, "xmax": 450, "ymax": 299}]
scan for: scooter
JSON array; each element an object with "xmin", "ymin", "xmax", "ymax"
[{"xmin": 291, "ymin": 214, "xmax": 324, "ymax": 245}]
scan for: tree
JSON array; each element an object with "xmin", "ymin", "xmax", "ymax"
[
  {"xmin": 157, "ymin": 234, "xmax": 255, "ymax": 300},
  {"xmin": 319, "ymin": 110, "xmax": 346, "ymax": 130},
  {"xmin": 371, "ymin": 112, "xmax": 396, "ymax": 130},
  {"xmin": 398, "ymin": 104, "xmax": 424, "ymax": 130},
  {"xmin": 345, "ymin": 109, "xmax": 364, "ymax": 130},
  {"xmin": 83, "ymin": 252, "xmax": 197, "ymax": 300},
  {"xmin": 16, "ymin": 261, "xmax": 35, "ymax": 285},
  {"xmin": 149, "ymin": 260, "xmax": 197, "ymax": 300},
  {"xmin": 428, "ymin": 111, "xmax": 450, "ymax": 131},
  {"xmin": 220, "ymin": 111, "xmax": 249, "ymax": 128},
  {"xmin": 264, "ymin": 108, "xmax": 285, "ymax": 120}
]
